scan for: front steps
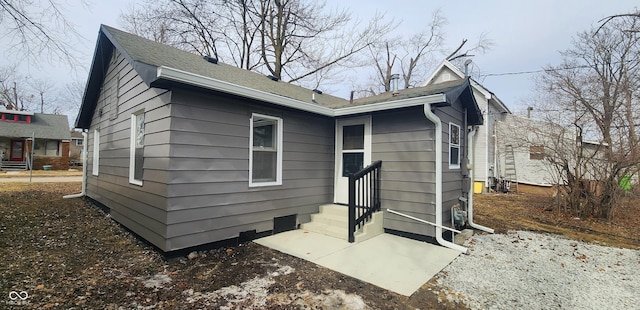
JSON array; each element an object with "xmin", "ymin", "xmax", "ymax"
[
  {"xmin": 300, "ymin": 204, "xmax": 383, "ymax": 243},
  {"xmin": 0, "ymin": 161, "xmax": 27, "ymax": 171}
]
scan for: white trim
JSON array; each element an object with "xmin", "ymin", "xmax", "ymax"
[
  {"xmin": 92, "ymin": 129, "xmax": 99, "ymax": 176},
  {"xmin": 156, "ymin": 66, "xmax": 447, "ymax": 117},
  {"xmin": 333, "ymin": 94, "xmax": 446, "ymax": 116},
  {"xmin": 449, "ymin": 122, "xmax": 461, "ymax": 169},
  {"xmin": 249, "ymin": 113, "xmax": 283, "ymax": 187},
  {"xmin": 158, "ymin": 66, "xmax": 334, "ymax": 116},
  {"xmin": 333, "ymin": 115, "xmax": 372, "ymax": 204},
  {"xmin": 129, "ymin": 111, "xmax": 144, "ymax": 186},
  {"xmin": 0, "ymin": 109, "xmax": 34, "ymax": 116}
]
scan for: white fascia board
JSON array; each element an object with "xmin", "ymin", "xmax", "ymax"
[
  {"xmin": 469, "ymin": 80, "xmax": 492, "ymax": 100},
  {"xmin": 334, "ymin": 94, "xmax": 447, "ymax": 116},
  {"xmin": 157, "ymin": 66, "xmax": 448, "ymax": 117},
  {"xmin": 157, "ymin": 66, "xmax": 335, "ymax": 116},
  {"xmin": 0, "ymin": 109, "xmax": 34, "ymax": 116}
]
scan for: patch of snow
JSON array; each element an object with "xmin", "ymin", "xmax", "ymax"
[
  {"xmin": 184, "ymin": 265, "xmax": 295, "ymax": 308},
  {"xmin": 141, "ymin": 273, "xmax": 172, "ymax": 288}
]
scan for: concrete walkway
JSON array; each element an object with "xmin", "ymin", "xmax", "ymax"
[
  {"xmin": 0, "ymin": 176, "xmax": 82, "ymax": 183},
  {"xmin": 255, "ymin": 229, "xmax": 461, "ymax": 296}
]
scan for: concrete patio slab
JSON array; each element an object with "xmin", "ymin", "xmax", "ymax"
[{"xmin": 254, "ymin": 229, "xmax": 460, "ymax": 296}]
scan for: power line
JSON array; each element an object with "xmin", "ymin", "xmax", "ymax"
[{"xmin": 480, "ymin": 64, "xmax": 592, "ymax": 78}]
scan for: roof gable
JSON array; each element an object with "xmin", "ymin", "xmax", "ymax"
[{"xmin": 424, "ymin": 60, "xmax": 511, "ymax": 114}]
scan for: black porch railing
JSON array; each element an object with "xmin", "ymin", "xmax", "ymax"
[{"xmin": 348, "ymin": 160, "xmax": 382, "ymax": 243}]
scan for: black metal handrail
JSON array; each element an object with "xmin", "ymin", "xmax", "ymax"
[{"xmin": 348, "ymin": 160, "xmax": 382, "ymax": 242}]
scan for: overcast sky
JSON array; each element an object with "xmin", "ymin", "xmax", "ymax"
[{"xmin": 3, "ymin": 0, "xmax": 639, "ymax": 120}]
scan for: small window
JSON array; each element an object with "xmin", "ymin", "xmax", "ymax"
[
  {"xmin": 129, "ymin": 111, "xmax": 145, "ymax": 185},
  {"xmin": 449, "ymin": 123, "xmax": 461, "ymax": 169},
  {"xmin": 530, "ymin": 145, "xmax": 545, "ymax": 160},
  {"xmin": 92, "ymin": 130, "xmax": 100, "ymax": 176},
  {"xmin": 45, "ymin": 140, "xmax": 59, "ymax": 156},
  {"xmin": 76, "ymin": 139, "xmax": 83, "ymax": 146},
  {"xmin": 250, "ymin": 113, "xmax": 283, "ymax": 186}
]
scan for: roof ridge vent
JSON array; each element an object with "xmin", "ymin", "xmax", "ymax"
[
  {"xmin": 267, "ymin": 75, "xmax": 279, "ymax": 81},
  {"xmin": 203, "ymin": 55, "xmax": 218, "ymax": 64}
]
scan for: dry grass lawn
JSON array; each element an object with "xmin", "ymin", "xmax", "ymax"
[{"xmin": 2, "ymin": 181, "xmax": 639, "ymax": 308}]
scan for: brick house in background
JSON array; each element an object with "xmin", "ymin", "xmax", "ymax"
[{"xmin": 0, "ymin": 110, "xmax": 71, "ymax": 170}]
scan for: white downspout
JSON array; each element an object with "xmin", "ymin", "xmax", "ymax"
[
  {"xmin": 423, "ymin": 104, "xmax": 468, "ymax": 254},
  {"xmin": 468, "ymin": 127, "xmax": 494, "ymax": 233},
  {"xmin": 63, "ymin": 131, "xmax": 88, "ymax": 199}
]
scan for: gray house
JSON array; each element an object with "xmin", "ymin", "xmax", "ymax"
[{"xmin": 74, "ymin": 25, "xmax": 484, "ymax": 253}]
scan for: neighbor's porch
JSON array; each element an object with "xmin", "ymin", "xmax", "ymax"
[{"xmin": 0, "ymin": 137, "xmax": 70, "ymax": 170}]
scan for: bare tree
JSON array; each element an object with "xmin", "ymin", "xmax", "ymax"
[
  {"xmin": 360, "ymin": 10, "xmax": 494, "ymax": 96},
  {"xmin": 364, "ymin": 10, "xmax": 444, "ymax": 94},
  {"xmin": 120, "ymin": 0, "xmax": 391, "ymax": 88},
  {"xmin": 532, "ymin": 13, "xmax": 640, "ymax": 219},
  {"xmin": 29, "ymin": 79, "xmax": 57, "ymax": 113},
  {"xmin": 596, "ymin": 9, "xmax": 640, "ymax": 34},
  {"xmin": 0, "ymin": 67, "xmax": 33, "ymax": 111},
  {"xmin": 0, "ymin": 67, "xmax": 67, "ymax": 114},
  {"xmin": 0, "ymin": 0, "xmax": 86, "ymax": 67}
]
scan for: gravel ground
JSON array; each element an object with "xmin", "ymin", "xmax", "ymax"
[{"xmin": 437, "ymin": 230, "xmax": 640, "ymax": 310}]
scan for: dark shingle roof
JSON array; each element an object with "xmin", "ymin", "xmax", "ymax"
[
  {"xmin": 325, "ymin": 79, "xmax": 468, "ymax": 109},
  {"xmin": 77, "ymin": 25, "xmax": 483, "ymax": 127},
  {"xmin": 103, "ymin": 25, "xmax": 347, "ymax": 107},
  {"xmin": 0, "ymin": 113, "xmax": 70, "ymax": 140}
]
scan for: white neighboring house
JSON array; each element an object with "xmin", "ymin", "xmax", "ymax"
[
  {"xmin": 494, "ymin": 114, "xmax": 558, "ymax": 187},
  {"xmin": 424, "ymin": 60, "xmax": 511, "ymax": 192}
]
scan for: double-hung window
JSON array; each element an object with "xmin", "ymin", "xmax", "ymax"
[
  {"xmin": 249, "ymin": 113, "xmax": 282, "ymax": 186},
  {"xmin": 449, "ymin": 123, "xmax": 461, "ymax": 169},
  {"xmin": 129, "ymin": 111, "xmax": 145, "ymax": 185}
]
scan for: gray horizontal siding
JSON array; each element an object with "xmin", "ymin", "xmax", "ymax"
[
  {"xmin": 437, "ymin": 99, "xmax": 467, "ymax": 225},
  {"xmin": 164, "ymin": 89, "xmax": 335, "ymax": 251},
  {"xmin": 371, "ymin": 107, "xmax": 440, "ymax": 237},
  {"xmin": 372, "ymin": 105, "xmax": 466, "ymax": 237},
  {"xmin": 86, "ymin": 49, "xmax": 172, "ymax": 251}
]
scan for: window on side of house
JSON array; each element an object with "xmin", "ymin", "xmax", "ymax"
[
  {"xmin": 129, "ymin": 111, "xmax": 145, "ymax": 185},
  {"xmin": 76, "ymin": 139, "xmax": 83, "ymax": 146},
  {"xmin": 92, "ymin": 130, "xmax": 100, "ymax": 176},
  {"xmin": 530, "ymin": 145, "xmax": 545, "ymax": 160},
  {"xmin": 45, "ymin": 140, "xmax": 60, "ymax": 156},
  {"xmin": 449, "ymin": 123, "xmax": 461, "ymax": 169},
  {"xmin": 250, "ymin": 113, "xmax": 283, "ymax": 187}
]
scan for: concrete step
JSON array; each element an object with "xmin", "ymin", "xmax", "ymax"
[
  {"xmin": 0, "ymin": 162, "xmax": 27, "ymax": 171},
  {"xmin": 354, "ymin": 211, "xmax": 384, "ymax": 243},
  {"xmin": 300, "ymin": 221, "xmax": 348, "ymax": 240},
  {"xmin": 310, "ymin": 212, "xmax": 348, "ymax": 226},
  {"xmin": 318, "ymin": 204, "xmax": 348, "ymax": 216},
  {"xmin": 302, "ymin": 203, "xmax": 384, "ymax": 242}
]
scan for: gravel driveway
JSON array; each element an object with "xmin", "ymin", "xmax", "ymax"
[{"xmin": 436, "ymin": 230, "xmax": 640, "ymax": 309}]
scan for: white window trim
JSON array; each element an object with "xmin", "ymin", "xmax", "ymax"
[
  {"xmin": 129, "ymin": 112, "xmax": 144, "ymax": 186},
  {"xmin": 249, "ymin": 113, "xmax": 283, "ymax": 187},
  {"xmin": 92, "ymin": 130, "xmax": 100, "ymax": 176},
  {"xmin": 449, "ymin": 122, "xmax": 461, "ymax": 169}
]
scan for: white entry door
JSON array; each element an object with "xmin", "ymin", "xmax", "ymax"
[{"xmin": 334, "ymin": 116, "xmax": 371, "ymax": 204}]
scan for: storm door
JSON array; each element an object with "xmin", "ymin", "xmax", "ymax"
[{"xmin": 334, "ymin": 116, "xmax": 371, "ymax": 204}]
